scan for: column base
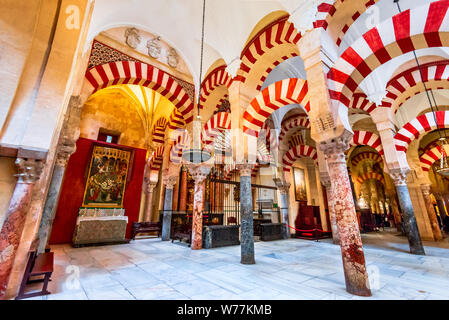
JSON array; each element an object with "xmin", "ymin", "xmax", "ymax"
[
  {"xmin": 240, "ymin": 257, "xmax": 255, "ymax": 265},
  {"xmin": 346, "ymin": 285, "xmax": 372, "ymax": 297}
]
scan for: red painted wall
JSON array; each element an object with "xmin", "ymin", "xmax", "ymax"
[{"xmin": 49, "ymin": 138, "xmax": 146, "ymax": 244}]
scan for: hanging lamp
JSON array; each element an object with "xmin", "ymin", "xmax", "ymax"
[
  {"xmin": 182, "ymin": 0, "xmax": 211, "ymax": 164},
  {"xmin": 394, "ymin": 0, "xmax": 449, "ymax": 177}
]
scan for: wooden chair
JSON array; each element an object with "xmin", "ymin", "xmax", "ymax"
[{"xmin": 15, "ymin": 244, "xmax": 54, "ymax": 300}]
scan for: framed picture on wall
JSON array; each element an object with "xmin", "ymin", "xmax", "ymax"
[
  {"xmin": 292, "ymin": 167, "xmax": 307, "ymax": 202},
  {"xmin": 82, "ymin": 145, "xmax": 131, "ymax": 208}
]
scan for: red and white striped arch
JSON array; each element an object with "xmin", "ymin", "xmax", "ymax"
[
  {"xmin": 201, "ymin": 112, "xmax": 231, "ymax": 145},
  {"xmin": 356, "ymin": 172, "xmax": 385, "ymax": 184},
  {"xmin": 200, "ymin": 66, "xmax": 233, "ymax": 110},
  {"xmin": 279, "ymin": 114, "xmax": 310, "ymax": 145},
  {"xmin": 168, "ymin": 109, "xmax": 185, "ymax": 130},
  {"xmin": 382, "ymin": 61, "xmax": 449, "ymax": 112},
  {"xmin": 420, "ymin": 145, "xmax": 449, "ymax": 171},
  {"xmin": 350, "ymin": 131, "xmax": 384, "ymax": 155},
  {"xmin": 350, "ymin": 93, "xmax": 377, "ymax": 113},
  {"xmin": 84, "ymin": 61, "xmax": 194, "ymax": 123},
  {"xmin": 243, "ymin": 78, "xmax": 310, "ymax": 137},
  {"xmin": 152, "ymin": 117, "xmax": 168, "ymax": 145},
  {"xmin": 395, "ymin": 111, "xmax": 449, "ymax": 152},
  {"xmin": 314, "ymin": 0, "xmax": 379, "ymax": 46},
  {"xmin": 236, "ymin": 16, "xmax": 302, "ymax": 85},
  {"xmin": 170, "ymin": 130, "xmax": 191, "ymax": 164},
  {"xmin": 327, "ymin": 1, "xmax": 449, "ymax": 112},
  {"xmin": 282, "ymin": 145, "xmax": 318, "ymax": 172},
  {"xmin": 256, "ymin": 52, "xmax": 299, "ymax": 91},
  {"xmin": 148, "ymin": 146, "xmax": 164, "ymax": 173},
  {"xmin": 350, "ymin": 151, "xmax": 383, "ymax": 167}
]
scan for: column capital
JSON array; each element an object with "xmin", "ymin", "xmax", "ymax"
[
  {"xmin": 320, "ymin": 172, "xmax": 331, "ymax": 189},
  {"xmin": 143, "ymin": 177, "xmax": 157, "ymax": 193},
  {"xmin": 55, "ymin": 143, "xmax": 76, "ymax": 167},
  {"xmin": 274, "ymin": 177, "xmax": 290, "ymax": 192},
  {"xmin": 15, "ymin": 158, "xmax": 44, "ymax": 184},
  {"xmin": 186, "ymin": 163, "xmax": 212, "ymax": 184},
  {"xmin": 236, "ymin": 163, "xmax": 253, "ymax": 177},
  {"xmin": 420, "ymin": 183, "xmax": 432, "ymax": 195},
  {"xmin": 389, "ymin": 168, "xmax": 410, "ymax": 186},
  {"xmin": 318, "ymin": 130, "xmax": 353, "ymax": 164},
  {"xmin": 163, "ymin": 175, "xmax": 178, "ymax": 190}
]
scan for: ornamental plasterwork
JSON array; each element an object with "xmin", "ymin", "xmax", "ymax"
[
  {"xmin": 124, "ymin": 27, "xmax": 141, "ymax": 49},
  {"xmin": 147, "ymin": 36, "xmax": 162, "ymax": 59},
  {"xmin": 167, "ymin": 48, "xmax": 179, "ymax": 68}
]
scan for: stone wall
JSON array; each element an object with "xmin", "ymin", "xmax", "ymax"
[{"xmin": 0, "ymin": 157, "xmax": 17, "ymax": 230}]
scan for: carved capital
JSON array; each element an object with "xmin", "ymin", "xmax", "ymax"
[
  {"xmin": 389, "ymin": 168, "xmax": 410, "ymax": 186},
  {"xmin": 55, "ymin": 143, "xmax": 76, "ymax": 167},
  {"xmin": 15, "ymin": 158, "xmax": 44, "ymax": 184},
  {"xmin": 420, "ymin": 184, "xmax": 432, "ymax": 196},
  {"xmin": 143, "ymin": 177, "xmax": 157, "ymax": 193},
  {"xmin": 320, "ymin": 172, "xmax": 331, "ymax": 189},
  {"xmin": 186, "ymin": 163, "xmax": 212, "ymax": 184},
  {"xmin": 319, "ymin": 131, "xmax": 353, "ymax": 164},
  {"xmin": 236, "ymin": 164, "xmax": 253, "ymax": 177},
  {"xmin": 163, "ymin": 175, "xmax": 178, "ymax": 189}
]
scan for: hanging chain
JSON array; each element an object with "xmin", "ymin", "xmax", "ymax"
[
  {"xmin": 197, "ymin": 0, "xmax": 206, "ymax": 113},
  {"xmin": 394, "ymin": 0, "xmax": 446, "ymax": 139}
]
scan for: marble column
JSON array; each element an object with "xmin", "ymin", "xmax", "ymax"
[
  {"xmin": 186, "ymin": 164, "xmax": 212, "ymax": 250},
  {"xmin": 238, "ymin": 164, "xmax": 255, "ymax": 265},
  {"xmin": 37, "ymin": 95, "xmax": 81, "ymax": 253},
  {"xmin": 179, "ymin": 167, "xmax": 188, "ymax": 212},
  {"xmin": 161, "ymin": 176, "xmax": 177, "ymax": 241},
  {"xmin": 142, "ymin": 178, "xmax": 157, "ymax": 222},
  {"xmin": 321, "ymin": 175, "xmax": 340, "ymax": 245},
  {"xmin": 274, "ymin": 179, "xmax": 290, "ymax": 239},
  {"xmin": 421, "ymin": 185, "xmax": 443, "ymax": 241},
  {"xmin": 321, "ymin": 137, "xmax": 371, "ymax": 297},
  {"xmin": 172, "ymin": 180, "xmax": 179, "ymax": 212},
  {"xmin": 0, "ymin": 158, "xmax": 44, "ymax": 298},
  {"xmin": 390, "ymin": 168, "xmax": 425, "ymax": 255},
  {"xmin": 436, "ymin": 196, "xmax": 447, "ymax": 219},
  {"xmin": 37, "ymin": 150, "xmax": 72, "ymax": 253}
]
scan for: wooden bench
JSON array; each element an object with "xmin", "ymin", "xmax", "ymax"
[
  {"xmin": 131, "ymin": 221, "xmax": 162, "ymax": 240},
  {"xmin": 171, "ymin": 223, "xmax": 192, "ymax": 246},
  {"xmin": 16, "ymin": 247, "xmax": 54, "ymax": 300}
]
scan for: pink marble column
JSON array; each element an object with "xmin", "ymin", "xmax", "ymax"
[
  {"xmin": 179, "ymin": 167, "xmax": 188, "ymax": 212},
  {"xmin": 186, "ymin": 164, "xmax": 212, "ymax": 250},
  {"xmin": 142, "ymin": 177, "xmax": 157, "ymax": 222},
  {"xmin": 321, "ymin": 136, "xmax": 371, "ymax": 297},
  {"xmin": 421, "ymin": 184, "xmax": 443, "ymax": 241},
  {"xmin": 0, "ymin": 158, "xmax": 43, "ymax": 298},
  {"xmin": 321, "ymin": 174, "xmax": 340, "ymax": 245}
]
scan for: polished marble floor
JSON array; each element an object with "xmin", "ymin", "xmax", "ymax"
[{"xmin": 23, "ymin": 229, "xmax": 449, "ymax": 300}]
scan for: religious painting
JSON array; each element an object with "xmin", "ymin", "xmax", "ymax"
[
  {"xmin": 292, "ymin": 167, "xmax": 307, "ymax": 202},
  {"xmin": 82, "ymin": 145, "xmax": 131, "ymax": 208}
]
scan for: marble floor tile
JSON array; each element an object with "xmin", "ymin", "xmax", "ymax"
[{"xmin": 19, "ymin": 229, "xmax": 449, "ymax": 300}]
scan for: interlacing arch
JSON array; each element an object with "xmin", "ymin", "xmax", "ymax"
[
  {"xmin": 242, "ymin": 78, "xmax": 310, "ymax": 137},
  {"xmin": 170, "ymin": 130, "xmax": 191, "ymax": 164},
  {"xmin": 350, "ymin": 151, "xmax": 383, "ymax": 167},
  {"xmin": 356, "ymin": 172, "xmax": 385, "ymax": 184},
  {"xmin": 394, "ymin": 111, "xmax": 449, "ymax": 152},
  {"xmin": 168, "ymin": 109, "xmax": 185, "ymax": 130},
  {"xmin": 84, "ymin": 61, "xmax": 194, "ymax": 124},
  {"xmin": 148, "ymin": 145, "xmax": 164, "ymax": 173},
  {"xmin": 350, "ymin": 93, "xmax": 377, "ymax": 113},
  {"xmin": 151, "ymin": 117, "xmax": 169, "ymax": 145},
  {"xmin": 282, "ymin": 145, "xmax": 318, "ymax": 172},
  {"xmin": 420, "ymin": 144, "xmax": 449, "ymax": 171},
  {"xmin": 200, "ymin": 65, "xmax": 233, "ymax": 110},
  {"xmin": 314, "ymin": 0, "xmax": 379, "ymax": 46},
  {"xmin": 382, "ymin": 60, "xmax": 449, "ymax": 112},
  {"xmin": 278, "ymin": 114, "xmax": 310, "ymax": 145},
  {"xmin": 201, "ymin": 112, "xmax": 231, "ymax": 146},
  {"xmin": 236, "ymin": 16, "xmax": 302, "ymax": 88},
  {"xmin": 327, "ymin": 1, "xmax": 449, "ymax": 112},
  {"xmin": 350, "ymin": 131, "xmax": 384, "ymax": 155}
]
